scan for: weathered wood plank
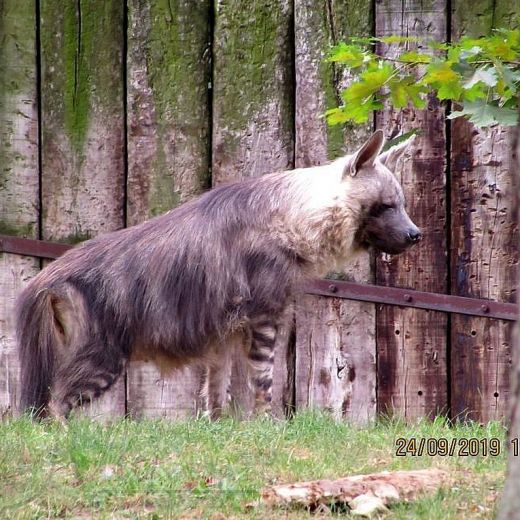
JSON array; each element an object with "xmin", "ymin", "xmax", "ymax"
[
  {"xmin": 39, "ymin": 0, "xmax": 126, "ymax": 418},
  {"xmin": 295, "ymin": 295, "xmax": 376, "ymax": 422},
  {"xmin": 212, "ymin": 0, "xmax": 294, "ymax": 184},
  {"xmin": 125, "ymin": 0, "xmax": 211, "ymax": 418},
  {"xmin": 293, "ymin": 0, "xmax": 376, "ymax": 423},
  {"xmin": 212, "ymin": 0, "xmax": 294, "ymax": 417},
  {"xmin": 375, "ymin": 0, "xmax": 448, "ymax": 420},
  {"xmin": 450, "ymin": 0, "xmax": 519, "ymax": 422},
  {"xmin": 0, "ymin": 1, "xmax": 40, "ymax": 416}
]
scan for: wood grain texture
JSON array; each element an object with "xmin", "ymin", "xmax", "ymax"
[
  {"xmin": 125, "ymin": 0, "xmax": 211, "ymax": 419},
  {"xmin": 375, "ymin": 0, "xmax": 448, "ymax": 420},
  {"xmin": 212, "ymin": 0, "xmax": 294, "ymax": 184},
  {"xmin": 126, "ymin": 0, "xmax": 211, "ymax": 224},
  {"xmin": 294, "ymin": 0, "xmax": 376, "ymax": 423},
  {"xmin": 212, "ymin": 0, "xmax": 294, "ymax": 416},
  {"xmin": 295, "ymin": 295, "xmax": 376, "ymax": 422},
  {"xmin": 450, "ymin": 0, "xmax": 519, "ymax": 422},
  {"xmin": 40, "ymin": 0, "xmax": 126, "ymax": 418},
  {"xmin": 0, "ymin": 1, "xmax": 40, "ymax": 416}
]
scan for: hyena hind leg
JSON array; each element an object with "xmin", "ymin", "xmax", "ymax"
[
  {"xmin": 48, "ymin": 345, "xmax": 126, "ymax": 419},
  {"xmin": 246, "ymin": 317, "xmax": 278, "ymax": 415}
]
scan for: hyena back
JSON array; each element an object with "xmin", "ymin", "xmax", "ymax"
[{"xmin": 16, "ymin": 130, "xmax": 421, "ymax": 419}]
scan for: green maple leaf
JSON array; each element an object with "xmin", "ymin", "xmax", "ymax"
[
  {"xmin": 500, "ymin": 64, "xmax": 520, "ymax": 89},
  {"xmin": 325, "ymin": 107, "xmax": 351, "ymax": 125},
  {"xmin": 343, "ymin": 101, "xmax": 376, "ymax": 123},
  {"xmin": 341, "ymin": 64, "xmax": 394, "ymax": 106},
  {"xmin": 404, "ymin": 83, "xmax": 428, "ymax": 108},
  {"xmin": 327, "ymin": 43, "xmax": 367, "ymax": 67},
  {"xmin": 379, "ymin": 35, "xmax": 420, "ymax": 44},
  {"xmin": 482, "ymin": 35, "xmax": 518, "ymax": 61},
  {"xmin": 447, "ymin": 46, "xmax": 462, "ymax": 62},
  {"xmin": 327, "ymin": 30, "xmax": 520, "ymax": 130},
  {"xmin": 388, "ymin": 77, "xmax": 428, "ymax": 108},
  {"xmin": 341, "ymin": 81, "xmax": 374, "ymax": 104},
  {"xmin": 423, "ymin": 62, "xmax": 461, "ymax": 85},
  {"xmin": 360, "ymin": 63, "xmax": 395, "ymax": 90},
  {"xmin": 437, "ymin": 81, "xmax": 463, "ymax": 100},
  {"xmin": 383, "ymin": 130, "xmax": 421, "ymax": 151},
  {"xmin": 398, "ymin": 51, "xmax": 431, "ymax": 63},
  {"xmin": 428, "ymin": 40, "xmax": 449, "ymax": 51},
  {"xmin": 465, "ymin": 67, "xmax": 498, "ymax": 88},
  {"xmin": 459, "ymin": 46, "xmax": 483, "ymax": 60},
  {"xmin": 390, "ymin": 82, "xmax": 408, "ymax": 108},
  {"xmin": 448, "ymin": 101, "xmax": 518, "ymax": 126},
  {"xmin": 459, "ymin": 37, "xmax": 485, "ymax": 51},
  {"xmin": 462, "ymin": 83, "xmax": 487, "ymax": 102}
]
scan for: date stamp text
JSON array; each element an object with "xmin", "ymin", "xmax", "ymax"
[{"xmin": 394, "ymin": 437, "xmax": 519, "ymax": 457}]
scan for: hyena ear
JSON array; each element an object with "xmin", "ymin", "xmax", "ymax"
[
  {"xmin": 378, "ymin": 133, "xmax": 417, "ymax": 172},
  {"xmin": 343, "ymin": 130, "xmax": 385, "ymax": 177}
]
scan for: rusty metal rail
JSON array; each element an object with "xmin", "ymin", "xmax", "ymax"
[
  {"xmin": 306, "ymin": 279, "xmax": 517, "ymax": 322},
  {"xmin": 1, "ymin": 234, "xmax": 518, "ymax": 321},
  {"xmin": 0, "ymin": 234, "xmax": 72, "ymax": 259}
]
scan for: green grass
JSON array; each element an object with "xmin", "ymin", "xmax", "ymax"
[{"xmin": 0, "ymin": 412, "xmax": 506, "ymax": 519}]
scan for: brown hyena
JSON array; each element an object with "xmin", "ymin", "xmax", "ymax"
[{"xmin": 16, "ymin": 130, "xmax": 421, "ymax": 419}]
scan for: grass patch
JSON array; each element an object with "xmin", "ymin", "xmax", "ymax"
[{"xmin": 0, "ymin": 412, "xmax": 506, "ymax": 518}]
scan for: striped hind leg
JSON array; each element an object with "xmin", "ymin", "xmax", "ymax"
[{"xmin": 246, "ymin": 317, "xmax": 278, "ymax": 414}]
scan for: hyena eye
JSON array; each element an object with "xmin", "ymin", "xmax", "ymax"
[{"xmin": 369, "ymin": 203, "xmax": 394, "ymax": 217}]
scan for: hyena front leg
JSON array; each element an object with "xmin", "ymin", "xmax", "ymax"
[
  {"xmin": 247, "ymin": 317, "xmax": 278, "ymax": 414},
  {"xmin": 200, "ymin": 345, "xmax": 232, "ymax": 420}
]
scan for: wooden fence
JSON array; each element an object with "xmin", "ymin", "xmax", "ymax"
[{"xmin": 0, "ymin": 0, "xmax": 518, "ymax": 423}]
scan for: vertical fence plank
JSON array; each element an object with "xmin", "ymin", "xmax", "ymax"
[
  {"xmin": 293, "ymin": 0, "xmax": 376, "ymax": 423},
  {"xmin": 375, "ymin": 0, "xmax": 448, "ymax": 420},
  {"xmin": 450, "ymin": 0, "xmax": 519, "ymax": 422},
  {"xmin": 212, "ymin": 0, "xmax": 294, "ymax": 416},
  {"xmin": 40, "ymin": 0, "xmax": 126, "ymax": 418},
  {"xmin": 0, "ymin": 1, "xmax": 39, "ymax": 415},
  {"xmin": 212, "ymin": 0, "xmax": 294, "ymax": 185},
  {"xmin": 125, "ymin": 0, "xmax": 211, "ymax": 418}
]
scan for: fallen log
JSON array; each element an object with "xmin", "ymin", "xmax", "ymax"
[{"xmin": 261, "ymin": 468, "xmax": 449, "ymax": 516}]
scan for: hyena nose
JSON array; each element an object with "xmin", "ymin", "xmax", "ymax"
[{"xmin": 406, "ymin": 229, "xmax": 422, "ymax": 244}]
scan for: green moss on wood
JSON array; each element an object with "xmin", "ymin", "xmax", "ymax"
[
  {"xmin": 214, "ymin": 0, "xmax": 293, "ymax": 150},
  {"xmin": 321, "ymin": 56, "xmax": 346, "ymax": 159},
  {"xmin": 0, "ymin": 221, "xmax": 35, "ymax": 238},
  {"xmin": 321, "ymin": 0, "xmax": 373, "ymax": 159},
  {"xmin": 62, "ymin": 1, "xmax": 90, "ymax": 153},
  {"xmin": 150, "ymin": 0, "xmax": 210, "ymax": 209},
  {"xmin": 56, "ymin": 230, "xmax": 92, "ymax": 245},
  {"xmin": 453, "ymin": 0, "xmax": 520, "ymax": 37},
  {"xmin": 0, "ymin": 0, "xmax": 38, "ymax": 238},
  {"xmin": 41, "ymin": 0, "xmax": 123, "ymax": 154},
  {"xmin": 129, "ymin": 0, "xmax": 211, "ymax": 215},
  {"xmin": 148, "ymin": 142, "xmax": 182, "ymax": 217}
]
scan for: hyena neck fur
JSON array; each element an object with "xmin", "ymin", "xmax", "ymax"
[{"xmin": 274, "ymin": 160, "xmax": 365, "ymax": 277}]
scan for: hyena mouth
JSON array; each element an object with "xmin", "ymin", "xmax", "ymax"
[{"xmin": 355, "ymin": 230, "xmax": 413, "ymax": 255}]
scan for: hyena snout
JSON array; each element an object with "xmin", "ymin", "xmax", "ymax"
[
  {"xmin": 358, "ymin": 207, "xmax": 422, "ymax": 255},
  {"xmin": 405, "ymin": 224, "xmax": 422, "ymax": 245},
  {"xmin": 392, "ymin": 213, "xmax": 422, "ymax": 252}
]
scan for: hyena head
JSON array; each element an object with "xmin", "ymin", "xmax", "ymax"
[{"xmin": 342, "ymin": 130, "xmax": 421, "ymax": 255}]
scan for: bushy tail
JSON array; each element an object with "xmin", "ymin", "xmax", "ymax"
[{"xmin": 16, "ymin": 285, "xmax": 58, "ymax": 417}]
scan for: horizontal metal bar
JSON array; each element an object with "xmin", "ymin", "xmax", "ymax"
[
  {"xmin": 1, "ymin": 235, "xmax": 517, "ymax": 321},
  {"xmin": 305, "ymin": 279, "xmax": 518, "ymax": 322},
  {"xmin": 0, "ymin": 234, "xmax": 72, "ymax": 260}
]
